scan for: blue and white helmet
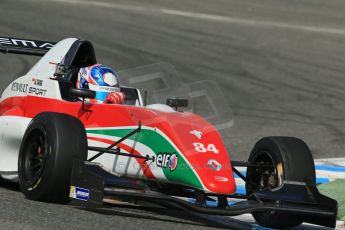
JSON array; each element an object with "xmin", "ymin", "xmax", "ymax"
[{"xmin": 77, "ymin": 64, "xmax": 120, "ymax": 102}]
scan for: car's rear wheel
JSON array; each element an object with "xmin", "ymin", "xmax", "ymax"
[
  {"xmin": 18, "ymin": 112, "xmax": 87, "ymax": 203},
  {"xmin": 245, "ymin": 136, "xmax": 316, "ymax": 229}
]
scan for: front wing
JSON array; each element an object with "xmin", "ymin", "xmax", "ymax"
[{"xmin": 69, "ymin": 160, "xmax": 337, "ymax": 228}]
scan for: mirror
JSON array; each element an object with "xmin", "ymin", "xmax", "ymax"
[
  {"xmin": 70, "ymin": 88, "xmax": 96, "ymax": 99},
  {"xmin": 166, "ymin": 97, "xmax": 189, "ymax": 110}
]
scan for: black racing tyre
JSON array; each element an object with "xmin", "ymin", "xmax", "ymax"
[
  {"xmin": 245, "ymin": 136, "xmax": 316, "ymax": 229},
  {"xmin": 18, "ymin": 112, "xmax": 87, "ymax": 203}
]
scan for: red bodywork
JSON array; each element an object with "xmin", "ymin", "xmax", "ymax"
[{"xmin": 0, "ymin": 95, "xmax": 236, "ymax": 194}]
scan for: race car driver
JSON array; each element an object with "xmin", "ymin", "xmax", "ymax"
[{"xmin": 76, "ymin": 64, "xmax": 125, "ymax": 104}]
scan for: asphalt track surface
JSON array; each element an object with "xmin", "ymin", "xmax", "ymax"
[{"xmin": 0, "ymin": 0, "xmax": 345, "ymax": 229}]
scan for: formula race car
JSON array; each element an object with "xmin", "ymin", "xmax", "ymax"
[{"xmin": 0, "ymin": 37, "xmax": 338, "ymax": 229}]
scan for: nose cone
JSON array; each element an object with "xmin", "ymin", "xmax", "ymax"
[
  {"xmin": 131, "ymin": 108, "xmax": 237, "ymax": 194},
  {"xmin": 184, "ymin": 138, "xmax": 237, "ymax": 194},
  {"xmin": 200, "ymin": 159, "xmax": 236, "ymax": 194},
  {"xmin": 161, "ymin": 112, "xmax": 237, "ymax": 194}
]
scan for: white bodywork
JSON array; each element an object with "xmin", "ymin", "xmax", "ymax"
[
  {"xmin": 0, "ymin": 116, "xmax": 31, "ymax": 181},
  {"xmin": 0, "ymin": 38, "xmax": 155, "ymax": 181},
  {"xmin": 1, "ymin": 38, "xmax": 77, "ymax": 101},
  {"xmin": 0, "ymin": 38, "xmax": 77, "ymax": 181}
]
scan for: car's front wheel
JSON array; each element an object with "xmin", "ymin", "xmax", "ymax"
[
  {"xmin": 18, "ymin": 112, "xmax": 87, "ymax": 203},
  {"xmin": 245, "ymin": 136, "xmax": 316, "ymax": 228}
]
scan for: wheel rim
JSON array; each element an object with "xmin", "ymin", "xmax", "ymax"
[
  {"xmin": 22, "ymin": 129, "xmax": 47, "ymax": 187},
  {"xmin": 248, "ymin": 151, "xmax": 279, "ymax": 192},
  {"xmin": 247, "ymin": 147, "xmax": 303, "ymax": 227}
]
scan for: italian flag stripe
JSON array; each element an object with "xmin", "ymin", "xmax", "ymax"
[{"xmin": 87, "ymin": 127, "xmax": 204, "ymax": 190}]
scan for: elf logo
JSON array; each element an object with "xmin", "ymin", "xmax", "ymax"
[{"xmin": 156, "ymin": 152, "xmax": 178, "ymax": 171}]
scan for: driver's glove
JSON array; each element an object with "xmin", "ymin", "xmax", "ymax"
[{"xmin": 104, "ymin": 92, "xmax": 125, "ymax": 104}]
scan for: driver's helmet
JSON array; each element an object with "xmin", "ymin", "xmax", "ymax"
[{"xmin": 77, "ymin": 64, "xmax": 120, "ymax": 102}]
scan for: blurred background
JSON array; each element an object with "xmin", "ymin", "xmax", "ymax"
[{"xmin": 1, "ymin": 0, "xmax": 345, "ymax": 161}]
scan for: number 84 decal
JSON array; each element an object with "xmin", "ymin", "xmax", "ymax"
[{"xmin": 193, "ymin": 143, "xmax": 219, "ymax": 154}]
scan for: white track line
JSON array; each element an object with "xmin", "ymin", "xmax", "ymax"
[
  {"xmin": 315, "ymin": 158, "xmax": 345, "ymax": 166},
  {"xmin": 316, "ymin": 170, "xmax": 345, "ymax": 180},
  {"xmin": 161, "ymin": 9, "xmax": 345, "ymax": 36},
  {"xmin": 42, "ymin": 0, "xmax": 345, "ymax": 36}
]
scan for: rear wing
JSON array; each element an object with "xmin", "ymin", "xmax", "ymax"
[{"xmin": 0, "ymin": 37, "xmax": 56, "ymax": 56}]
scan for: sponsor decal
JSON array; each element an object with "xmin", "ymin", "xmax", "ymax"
[
  {"xmin": 11, "ymin": 82, "xmax": 28, "ymax": 93},
  {"xmin": 0, "ymin": 37, "xmax": 55, "ymax": 49},
  {"xmin": 98, "ymin": 86, "xmax": 118, "ymax": 92},
  {"xmin": 214, "ymin": 176, "xmax": 229, "ymax": 182},
  {"xmin": 156, "ymin": 152, "xmax": 178, "ymax": 171},
  {"xmin": 69, "ymin": 186, "xmax": 90, "ymax": 201},
  {"xmin": 28, "ymin": 87, "xmax": 47, "ymax": 96},
  {"xmin": 32, "ymin": 78, "xmax": 43, "ymax": 86},
  {"xmin": 190, "ymin": 130, "xmax": 202, "ymax": 139},
  {"xmin": 11, "ymin": 81, "xmax": 47, "ymax": 96},
  {"xmin": 208, "ymin": 159, "xmax": 222, "ymax": 171}
]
